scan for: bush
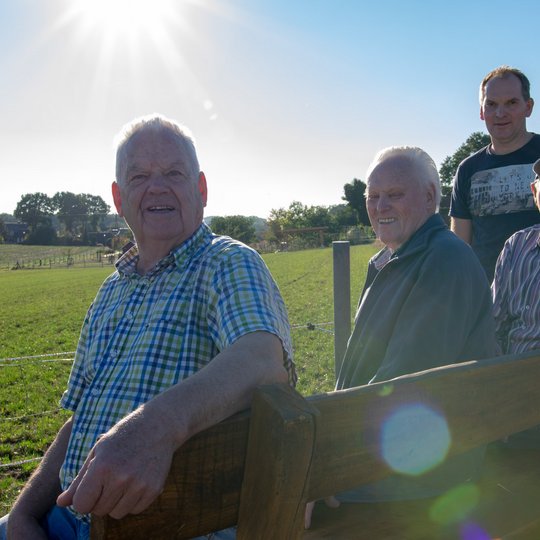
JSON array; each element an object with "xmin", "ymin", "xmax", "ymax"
[{"xmin": 25, "ymin": 225, "xmax": 57, "ymax": 245}]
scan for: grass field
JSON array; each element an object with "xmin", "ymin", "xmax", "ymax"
[{"xmin": 0, "ymin": 242, "xmax": 378, "ymax": 515}]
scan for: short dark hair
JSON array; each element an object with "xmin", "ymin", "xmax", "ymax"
[{"xmin": 479, "ymin": 65, "xmax": 531, "ymax": 103}]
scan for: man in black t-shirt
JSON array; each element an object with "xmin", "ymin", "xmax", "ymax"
[{"xmin": 450, "ymin": 66, "xmax": 540, "ymax": 281}]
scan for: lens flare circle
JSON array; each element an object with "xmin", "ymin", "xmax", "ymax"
[
  {"xmin": 381, "ymin": 403, "xmax": 450, "ymax": 475},
  {"xmin": 429, "ymin": 483, "xmax": 480, "ymax": 525}
]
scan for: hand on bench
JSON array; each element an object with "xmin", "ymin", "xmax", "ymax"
[{"xmin": 304, "ymin": 496, "xmax": 340, "ymax": 529}]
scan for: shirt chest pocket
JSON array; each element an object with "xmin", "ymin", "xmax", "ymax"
[{"xmin": 138, "ymin": 316, "xmax": 186, "ymax": 361}]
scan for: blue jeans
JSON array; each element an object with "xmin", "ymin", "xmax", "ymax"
[
  {"xmin": 0, "ymin": 505, "xmax": 89, "ymax": 540},
  {"xmin": 0, "ymin": 506, "xmax": 236, "ymax": 539}
]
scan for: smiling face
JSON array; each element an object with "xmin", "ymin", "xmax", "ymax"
[
  {"xmin": 366, "ymin": 156, "xmax": 436, "ymax": 251},
  {"xmin": 112, "ymin": 127, "xmax": 207, "ymax": 269},
  {"xmin": 480, "ymin": 74, "xmax": 534, "ymax": 152}
]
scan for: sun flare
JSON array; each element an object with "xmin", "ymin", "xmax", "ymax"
[
  {"xmin": 51, "ymin": 0, "xmax": 224, "ymax": 124},
  {"xmin": 70, "ymin": 0, "xmax": 179, "ymax": 39}
]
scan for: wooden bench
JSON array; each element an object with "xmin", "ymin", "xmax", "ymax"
[{"xmin": 91, "ymin": 350, "xmax": 540, "ymax": 539}]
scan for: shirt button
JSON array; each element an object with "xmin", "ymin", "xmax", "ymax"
[
  {"xmin": 110, "ymin": 349, "xmax": 118, "ymax": 358},
  {"xmin": 66, "ymin": 475, "xmax": 73, "ymax": 483},
  {"xmin": 526, "ymin": 305, "xmax": 530, "ymax": 310},
  {"xmin": 91, "ymin": 388, "xmax": 99, "ymax": 397},
  {"xmin": 75, "ymin": 431, "xmax": 82, "ymax": 440}
]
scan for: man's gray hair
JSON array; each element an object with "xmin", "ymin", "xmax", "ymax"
[
  {"xmin": 114, "ymin": 114, "xmax": 200, "ymax": 183},
  {"xmin": 366, "ymin": 146, "xmax": 442, "ymax": 210}
]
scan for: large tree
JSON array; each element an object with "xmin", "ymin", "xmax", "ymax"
[
  {"xmin": 211, "ymin": 215, "xmax": 257, "ymax": 244},
  {"xmin": 439, "ymin": 132, "xmax": 491, "ymax": 187},
  {"xmin": 52, "ymin": 191, "xmax": 88, "ymax": 234},
  {"xmin": 438, "ymin": 132, "xmax": 491, "ymax": 218},
  {"xmin": 14, "ymin": 192, "xmax": 54, "ymax": 232},
  {"xmin": 266, "ymin": 201, "xmax": 346, "ymax": 248},
  {"xmin": 79, "ymin": 193, "xmax": 111, "ymax": 236},
  {"xmin": 51, "ymin": 192, "xmax": 110, "ymax": 239},
  {"xmin": 342, "ymin": 178, "xmax": 370, "ymax": 225},
  {"xmin": 268, "ymin": 201, "xmax": 335, "ymax": 231}
]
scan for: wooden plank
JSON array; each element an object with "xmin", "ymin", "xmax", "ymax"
[
  {"xmin": 91, "ymin": 351, "xmax": 540, "ymax": 539},
  {"xmin": 306, "ymin": 351, "xmax": 540, "ymax": 500},
  {"xmin": 332, "ymin": 241, "xmax": 351, "ymax": 378},
  {"xmin": 91, "ymin": 385, "xmax": 317, "ymax": 540},
  {"xmin": 238, "ymin": 384, "xmax": 318, "ymax": 539},
  {"xmin": 91, "ymin": 411, "xmax": 250, "ymax": 539},
  {"xmin": 304, "ymin": 446, "xmax": 540, "ymax": 539}
]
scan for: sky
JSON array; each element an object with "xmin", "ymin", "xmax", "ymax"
[{"xmin": 1, "ymin": 0, "xmax": 540, "ymax": 220}]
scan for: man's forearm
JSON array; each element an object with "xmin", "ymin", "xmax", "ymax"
[
  {"xmin": 450, "ymin": 217, "xmax": 473, "ymax": 245},
  {"xmin": 148, "ymin": 331, "xmax": 289, "ymax": 448},
  {"xmin": 56, "ymin": 331, "xmax": 289, "ymax": 519}
]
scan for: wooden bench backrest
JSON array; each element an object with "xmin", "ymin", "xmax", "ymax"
[
  {"xmin": 306, "ymin": 350, "xmax": 540, "ymax": 499},
  {"xmin": 90, "ymin": 411, "xmax": 252, "ymax": 539},
  {"xmin": 91, "ymin": 350, "xmax": 540, "ymax": 539},
  {"xmin": 90, "ymin": 382, "xmax": 317, "ymax": 539}
]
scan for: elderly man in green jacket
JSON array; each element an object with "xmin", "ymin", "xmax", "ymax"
[{"xmin": 306, "ymin": 146, "xmax": 497, "ymax": 527}]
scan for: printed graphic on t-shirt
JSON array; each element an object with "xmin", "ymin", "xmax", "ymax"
[{"xmin": 468, "ymin": 164, "xmax": 536, "ymax": 217}]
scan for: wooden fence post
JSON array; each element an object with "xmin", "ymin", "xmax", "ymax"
[{"xmin": 332, "ymin": 241, "xmax": 351, "ymax": 379}]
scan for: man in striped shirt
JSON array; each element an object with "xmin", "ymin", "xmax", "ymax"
[
  {"xmin": 491, "ymin": 157, "xmax": 540, "ymax": 446},
  {"xmin": 3, "ymin": 115, "xmax": 294, "ymax": 540}
]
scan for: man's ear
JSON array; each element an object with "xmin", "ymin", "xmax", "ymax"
[
  {"xmin": 112, "ymin": 181, "xmax": 124, "ymax": 217},
  {"xmin": 426, "ymin": 184, "xmax": 436, "ymax": 209},
  {"xmin": 526, "ymin": 98, "xmax": 534, "ymax": 118},
  {"xmin": 480, "ymin": 105, "xmax": 485, "ymax": 121},
  {"xmin": 198, "ymin": 172, "xmax": 208, "ymax": 208}
]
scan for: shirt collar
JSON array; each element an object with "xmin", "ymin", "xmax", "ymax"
[
  {"xmin": 115, "ymin": 222, "xmax": 212, "ymax": 278},
  {"xmin": 372, "ymin": 214, "xmax": 445, "ymax": 270},
  {"xmin": 171, "ymin": 222, "xmax": 212, "ymax": 269}
]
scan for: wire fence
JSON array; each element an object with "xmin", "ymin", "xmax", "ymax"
[
  {"xmin": 4, "ymin": 251, "xmax": 117, "ymax": 271},
  {"xmin": 0, "ymin": 322, "xmax": 334, "ymax": 473},
  {"xmin": 0, "ymin": 351, "xmax": 76, "ymax": 367}
]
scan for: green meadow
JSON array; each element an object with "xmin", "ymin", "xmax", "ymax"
[{"xmin": 0, "ymin": 242, "xmax": 378, "ymax": 514}]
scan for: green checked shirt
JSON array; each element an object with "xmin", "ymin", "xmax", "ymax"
[{"xmin": 59, "ymin": 223, "xmax": 294, "ymax": 496}]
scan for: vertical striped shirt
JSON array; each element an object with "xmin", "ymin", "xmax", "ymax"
[
  {"xmin": 492, "ymin": 223, "xmax": 540, "ymax": 354},
  {"xmin": 59, "ymin": 223, "xmax": 294, "ymax": 498}
]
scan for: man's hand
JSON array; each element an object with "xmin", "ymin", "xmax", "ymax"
[
  {"xmin": 304, "ymin": 496, "xmax": 340, "ymax": 529},
  {"xmin": 57, "ymin": 408, "xmax": 176, "ymax": 519}
]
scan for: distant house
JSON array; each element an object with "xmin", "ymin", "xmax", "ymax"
[{"xmin": 4, "ymin": 222, "xmax": 28, "ymax": 243}]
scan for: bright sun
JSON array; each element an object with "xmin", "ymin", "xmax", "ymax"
[
  {"xmin": 69, "ymin": 0, "xmax": 181, "ymax": 41},
  {"xmin": 53, "ymin": 0, "xmax": 215, "ymax": 121}
]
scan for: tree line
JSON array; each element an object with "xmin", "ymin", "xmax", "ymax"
[
  {"xmin": 211, "ymin": 131, "xmax": 491, "ymax": 247},
  {"xmin": 1, "ymin": 132, "xmax": 489, "ymax": 247},
  {"xmin": 11, "ymin": 192, "xmax": 111, "ymax": 245}
]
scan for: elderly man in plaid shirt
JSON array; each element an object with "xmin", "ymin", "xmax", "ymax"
[{"xmin": 2, "ymin": 115, "xmax": 294, "ymax": 540}]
